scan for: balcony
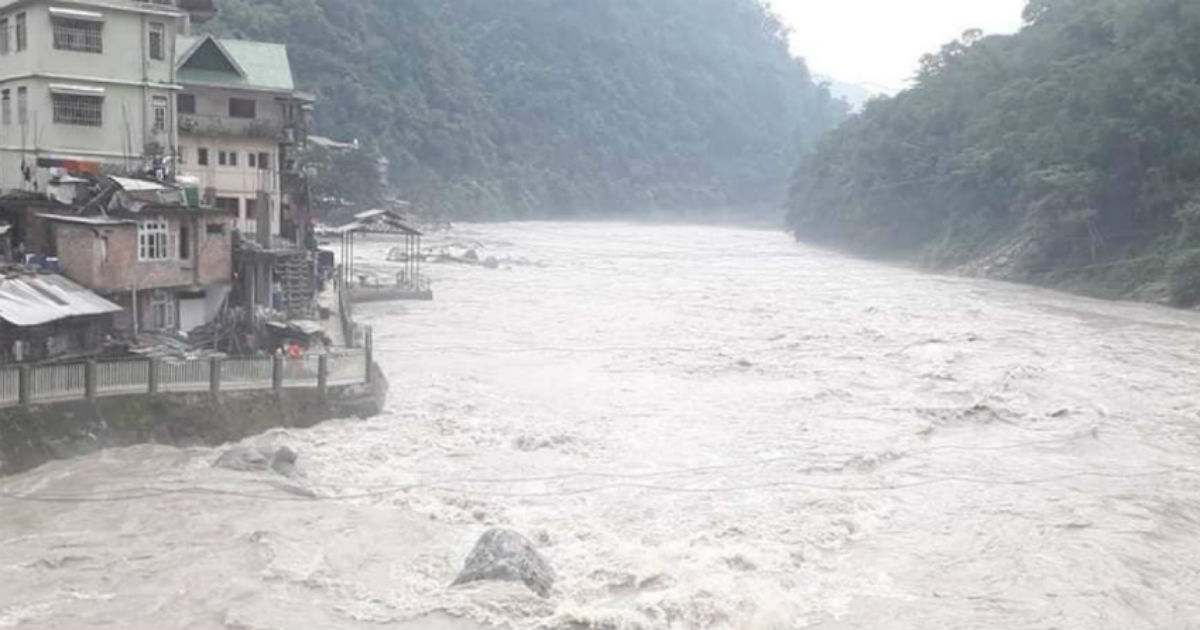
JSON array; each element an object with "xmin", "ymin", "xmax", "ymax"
[{"xmin": 178, "ymin": 114, "xmax": 295, "ymax": 142}]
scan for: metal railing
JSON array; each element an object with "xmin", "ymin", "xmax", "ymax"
[
  {"xmin": 30, "ymin": 364, "xmax": 87, "ymax": 404},
  {"xmin": 221, "ymin": 357, "xmax": 274, "ymax": 392},
  {"xmin": 0, "ymin": 347, "xmax": 370, "ymax": 408}
]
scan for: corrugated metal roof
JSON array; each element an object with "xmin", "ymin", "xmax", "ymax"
[
  {"xmin": 0, "ymin": 273, "xmax": 122, "ymax": 327},
  {"xmin": 177, "ymin": 35, "xmax": 296, "ymax": 92}
]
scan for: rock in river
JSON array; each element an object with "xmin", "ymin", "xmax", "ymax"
[
  {"xmin": 214, "ymin": 446, "xmax": 300, "ymax": 477},
  {"xmin": 451, "ymin": 529, "xmax": 556, "ymax": 598}
]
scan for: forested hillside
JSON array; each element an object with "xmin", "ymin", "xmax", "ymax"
[
  {"xmin": 212, "ymin": 0, "xmax": 845, "ymax": 219},
  {"xmin": 786, "ymin": 0, "xmax": 1200, "ymax": 305}
]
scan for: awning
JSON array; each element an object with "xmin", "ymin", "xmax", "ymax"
[
  {"xmin": 0, "ymin": 273, "xmax": 122, "ymax": 327},
  {"xmin": 48, "ymin": 7, "xmax": 104, "ymax": 21},
  {"xmin": 48, "ymin": 83, "xmax": 106, "ymax": 97}
]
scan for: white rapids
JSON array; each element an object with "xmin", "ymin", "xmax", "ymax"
[{"xmin": 4, "ymin": 222, "xmax": 1200, "ymax": 629}]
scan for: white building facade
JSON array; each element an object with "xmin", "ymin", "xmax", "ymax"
[{"xmin": 0, "ymin": 0, "xmax": 213, "ymax": 191}]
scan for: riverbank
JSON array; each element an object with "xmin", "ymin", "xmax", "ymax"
[{"xmin": 0, "ymin": 364, "xmax": 387, "ymax": 477}]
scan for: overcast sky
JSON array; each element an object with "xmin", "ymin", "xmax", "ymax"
[{"xmin": 766, "ymin": 0, "xmax": 1027, "ymax": 93}]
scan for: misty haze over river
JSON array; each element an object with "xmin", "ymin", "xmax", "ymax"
[{"xmin": 4, "ymin": 222, "xmax": 1200, "ymax": 629}]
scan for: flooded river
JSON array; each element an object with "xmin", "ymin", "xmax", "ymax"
[{"xmin": 4, "ymin": 222, "xmax": 1200, "ymax": 629}]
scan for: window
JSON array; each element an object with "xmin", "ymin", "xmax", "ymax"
[
  {"xmin": 138, "ymin": 220, "xmax": 177, "ymax": 261},
  {"xmin": 52, "ymin": 17, "xmax": 102, "ymax": 53},
  {"xmin": 244, "ymin": 198, "xmax": 257, "ymax": 220},
  {"xmin": 215, "ymin": 197, "xmax": 239, "ymax": 215},
  {"xmin": 1, "ymin": 91, "xmax": 8, "ymax": 126},
  {"xmin": 206, "ymin": 222, "xmax": 226, "ymax": 235},
  {"xmin": 52, "ymin": 93, "xmax": 102, "ymax": 126},
  {"xmin": 16, "ymin": 87, "xmax": 25, "ymax": 125},
  {"xmin": 229, "ymin": 98, "xmax": 255, "ymax": 119},
  {"xmin": 152, "ymin": 95, "xmax": 167, "ymax": 132},
  {"xmin": 0, "ymin": 18, "xmax": 9, "ymax": 55},
  {"xmin": 15, "ymin": 13, "xmax": 25, "ymax": 52},
  {"xmin": 248, "ymin": 152, "xmax": 256, "ymax": 168},
  {"xmin": 229, "ymin": 151, "xmax": 238, "ymax": 167},
  {"xmin": 148, "ymin": 22, "xmax": 164, "ymax": 60},
  {"xmin": 198, "ymin": 147, "xmax": 209, "ymax": 166},
  {"xmin": 179, "ymin": 225, "xmax": 190, "ymax": 259},
  {"xmin": 149, "ymin": 290, "xmax": 175, "ymax": 331},
  {"xmin": 258, "ymin": 152, "xmax": 270, "ymax": 171},
  {"xmin": 218, "ymin": 151, "xmax": 227, "ymax": 166},
  {"xmin": 177, "ymin": 93, "xmax": 195, "ymax": 114}
]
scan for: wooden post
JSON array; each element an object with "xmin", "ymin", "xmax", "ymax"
[
  {"xmin": 85, "ymin": 361, "xmax": 97, "ymax": 400},
  {"xmin": 364, "ymin": 326, "xmax": 374, "ymax": 384},
  {"xmin": 272, "ymin": 354, "xmax": 283, "ymax": 392},
  {"xmin": 210, "ymin": 357, "xmax": 222, "ymax": 396},
  {"xmin": 18, "ymin": 366, "xmax": 30, "ymax": 406},
  {"xmin": 317, "ymin": 354, "xmax": 329, "ymax": 397},
  {"xmin": 148, "ymin": 359, "xmax": 160, "ymax": 394}
]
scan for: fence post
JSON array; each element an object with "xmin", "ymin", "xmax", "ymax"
[
  {"xmin": 18, "ymin": 366, "xmax": 30, "ymax": 405},
  {"xmin": 148, "ymin": 359, "xmax": 160, "ymax": 394},
  {"xmin": 85, "ymin": 361, "xmax": 97, "ymax": 400},
  {"xmin": 272, "ymin": 354, "xmax": 283, "ymax": 392},
  {"xmin": 210, "ymin": 357, "xmax": 222, "ymax": 396},
  {"xmin": 364, "ymin": 326, "xmax": 374, "ymax": 384},
  {"xmin": 317, "ymin": 354, "xmax": 329, "ymax": 398}
]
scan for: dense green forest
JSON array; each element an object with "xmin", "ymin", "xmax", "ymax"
[
  {"xmin": 212, "ymin": 0, "xmax": 845, "ymax": 219},
  {"xmin": 786, "ymin": 0, "xmax": 1200, "ymax": 305}
]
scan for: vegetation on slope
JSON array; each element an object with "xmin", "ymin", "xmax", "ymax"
[
  {"xmin": 786, "ymin": 0, "xmax": 1200, "ymax": 304},
  {"xmin": 213, "ymin": 0, "xmax": 845, "ymax": 219}
]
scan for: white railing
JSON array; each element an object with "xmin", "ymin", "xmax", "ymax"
[
  {"xmin": 281, "ymin": 354, "xmax": 321, "ymax": 389},
  {"xmin": 221, "ymin": 357, "xmax": 274, "ymax": 391},
  {"xmin": 0, "ymin": 369, "xmax": 19, "ymax": 407},
  {"xmin": 30, "ymin": 364, "xmax": 87, "ymax": 404},
  {"xmin": 157, "ymin": 359, "xmax": 214, "ymax": 394},
  {"xmin": 96, "ymin": 360, "xmax": 151, "ymax": 397},
  {"xmin": 328, "ymin": 351, "xmax": 367, "ymax": 386},
  {"xmin": 2, "ymin": 347, "xmax": 369, "ymax": 407}
]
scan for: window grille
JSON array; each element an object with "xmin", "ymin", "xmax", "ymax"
[
  {"xmin": 152, "ymin": 96, "xmax": 167, "ymax": 132},
  {"xmin": 52, "ymin": 93, "xmax": 103, "ymax": 126},
  {"xmin": 149, "ymin": 22, "xmax": 164, "ymax": 60},
  {"xmin": 52, "ymin": 18, "xmax": 102, "ymax": 53}
]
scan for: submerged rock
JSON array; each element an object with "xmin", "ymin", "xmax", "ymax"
[{"xmin": 451, "ymin": 529, "xmax": 556, "ymax": 597}]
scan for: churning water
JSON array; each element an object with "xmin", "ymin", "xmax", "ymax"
[{"xmin": 4, "ymin": 222, "xmax": 1200, "ymax": 629}]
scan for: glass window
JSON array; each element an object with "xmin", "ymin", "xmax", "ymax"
[
  {"xmin": 15, "ymin": 13, "xmax": 25, "ymax": 52},
  {"xmin": 1, "ymin": 91, "xmax": 9, "ymax": 126},
  {"xmin": 258, "ymin": 152, "xmax": 270, "ymax": 171},
  {"xmin": 52, "ymin": 17, "xmax": 102, "ymax": 53},
  {"xmin": 248, "ymin": 153, "xmax": 256, "ymax": 168},
  {"xmin": 52, "ymin": 93, "xmax": 102, "ymax": 126},
  {"xmin": 177, "ymin": 93, "xmax": 196, "ymax": 114},
  {"xmin": 152, "ymin": 95, "xmax": 168, "ymax": 132},
  {"xmin": 149, "ymin": 290, "xmax": 175, "ymax": 331},
  {"xmin": 229, "ymin": 151, "xmax": 238, "ymax": 167},
  {"xmin": 218, "ymin": 151, "xmax": 227, "ymax": 166},
  {"xmin": 149, "ymin": 22, "xmax": 164, "ymax": 60},
  {"xmin": 198, "ymin": 147, "xmax": 209, "ymax": 166},
  {"xmin": 0, "ymin": 18, "xmax": 9, "ymax": 55},
  {"xmin": 138, "ymin": 221, "xmax": 176, "ymax": 261},
  {"xmin": 16, "ymin": 87, "xmax": 25, "ymax": 125}
]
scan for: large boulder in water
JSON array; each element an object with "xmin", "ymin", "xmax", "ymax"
[
  {"xmin": 451, "ymin": 529, "xmax": 556, "ymax": 598},
  {"xmin": 214, "ymin": 446, "xmax": 299, "ymax": 477}
]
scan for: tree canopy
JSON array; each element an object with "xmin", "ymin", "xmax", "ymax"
[
  {"xmin": 786, "ymin": 0, "xmax": 1200, "ymax": 304},
  {"xmin": 212, "ymin": 0, "xmax": 845, "ymax": 219}
]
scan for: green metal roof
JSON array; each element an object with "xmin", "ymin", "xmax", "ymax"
[{"xmin": 177, "ymin": 35, "xmax": 296, "ymax": 92}]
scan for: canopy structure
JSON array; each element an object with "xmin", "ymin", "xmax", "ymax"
[{"xmin": 335, "ymin": 209, "xmax": 429, "ymax": 302}]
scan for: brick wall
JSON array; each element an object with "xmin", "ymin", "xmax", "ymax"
[{"xmin": 53, "ymin": 213, "xmax": 235, "ymax": 294}]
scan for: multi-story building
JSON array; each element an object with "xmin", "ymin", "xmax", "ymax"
[
  {"xmin": 175, "ymin": 33, "xmax": 311, "ymax": 245},
  {"xmin": 0, "ymin": 0, "xmax": 217, "ymax": 191}
]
